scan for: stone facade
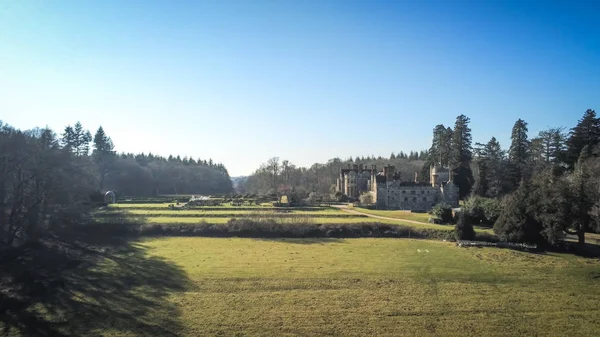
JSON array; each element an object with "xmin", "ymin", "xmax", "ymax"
[
  {"xmin": 336, "ymin": 164, "xmax": 377, "ymax": 199},
  {"xmin": 337, "ymin": 164, "xmax": 459, "ymax": 211},
  {"xmin": 375, "ymin": 181, "xmax": 459, "ymax": 210}
]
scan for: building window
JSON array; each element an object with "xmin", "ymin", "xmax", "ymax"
[
  {"xmin": 404, "ymin": 197, "xmax": 408, "ymax": 201},
  {"xmin": 421, "ymin": 190, "xmax": 425, "ymax": 194},
  {"xmin": 413, "ymin": 197, "xmax": 417, "ymax": 201},
  {"xmin": 423, "ymin": 197, "xmax": 427, "ymax": 201},
  {"xmin": 411, "ymin": 190, "xmax": 416, "ymax": 195},
  {"xmin": 402, "ymin": 190, "xmax": 405, "ymax": 194}
]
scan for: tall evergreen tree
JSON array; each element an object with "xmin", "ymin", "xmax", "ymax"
[
  {"xmin": 565, "ymin": 147, "xmax": 596, "ymax": 244},
  {"xmin": 472, "ymin": 156, "xmax": 489, "ymax": 197},
  {"xmin": 566, "ymin": 109, "xmax": 600, "ymax": 168},
  {"xmin": 92, "ymin": 126, "xmax": 115, "ymax": 190},
  {"xmin": 429, "ymin": 124, "xmax": 453, "ymax": 168},
  {"xmin": 450, "ymin": 115, "xmax": 473, "ymax": 198},
  {"xmin": 484, "ymin": 137, "xmax": 506, "ymax": 197},
  {"xmin": 61, "ymin": 121, "xmax": 92, "ymax": 156},
  {"xmin": 472, "ymin": 137, "xmax": 506, "ymax": 198},
  {"xmin": 531, "ymin": 127, "xmax": 567, "ymax": 167},
  {"xmin": 507, "ymin": 119, "xmax": 530, "ymax": 187}
]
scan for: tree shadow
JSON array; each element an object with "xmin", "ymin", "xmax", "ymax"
[{"xmin": 0, "ymin": 230, "xmax": 191, "ymax": 336}]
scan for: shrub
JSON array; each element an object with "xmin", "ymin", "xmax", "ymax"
[
  {"xmin": 429, "ymin": 203, "xmax": 453, "ymax": 223},
  {"xmin": 454, "ymin": 212, "xmax": 475, "ymax": 240},
  {"xmin": 132, "ymin": 219, "xmax": 457, "ymax": 241},
  {"xmin": 307, "ymin": 192, "xmax": 323, "ymax": 204},
  {"xmin": 359, "ymin": 192, "xmax": 374, "ymax": 205},
  {"xmin": 463, "ymin": 196, "xmax": 501, "ymax": 225}
]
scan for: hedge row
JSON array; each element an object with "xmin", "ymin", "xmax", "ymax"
[
  {"xmin": 86, "ymin": 218, "xmax": 460, "ymax": 241},
  {"xmin": 100, "ymin": 212, "xmax": 368, "ymax": 219},
  {"xmin": 109, "ymin": 206, "xmax": 330, "ymax": 211}
]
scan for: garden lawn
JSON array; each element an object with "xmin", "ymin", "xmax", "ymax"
[
  {"xmin": 54, "ymin": 238, "xmax": 600, "ymax": 336},
  {"xmin": 142, "ymin": 216, "xmax": 459, "ymax": 230},
  {"xmin": 123, "ymin": 209, "xmax": 346, "ymax": 216},
  {"xmin": 353, "ymin": 207, "xmax": 432, "ymax": 223}
]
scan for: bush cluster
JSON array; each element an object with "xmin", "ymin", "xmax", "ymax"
[
  {"xmin": 428, "ymin": 203, "xmax": 454, "ymax": 223},
  {"xmin": 462, "ymin": 196, "xmax": 501, "ymax": 226}
]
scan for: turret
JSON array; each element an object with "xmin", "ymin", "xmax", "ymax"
[{"xmin": 430, "ymin": 165, "xmax": 439, "ymax": 187}]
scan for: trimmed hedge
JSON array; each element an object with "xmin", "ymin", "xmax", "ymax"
[
  {"xmin": 89, "ymin": 218, "xmax": 458, "ymax": 241},
  {"xmin": 99, "ymin": 212, "xmax": 368, "ymax": 218}
]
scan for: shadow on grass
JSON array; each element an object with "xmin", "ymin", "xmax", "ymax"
[{"xmin": 0, "ymin": 228, "xmax": 191, "ymax": 336}]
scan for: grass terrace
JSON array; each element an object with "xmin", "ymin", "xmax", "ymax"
[
  {"xmin": 96, "ymin": 203, "xmax": 495, "ymax": 234},
  {"xmin": 351, "ymin": 207, "xmax": 432, "ymax": 223}
]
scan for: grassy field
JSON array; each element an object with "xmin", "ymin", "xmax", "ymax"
[
  {"xmin": 110, "ymin": 203, "xmax": 274, "ymax": 209},
  {"xmin": 121, "ymin": 209, "xmax": 347, "ymax": 216},
  {"xmin": 101, "ymin": 204, "xmax": 467, "ymax": 232},
  {"xmin": 352, "ymin": 207, "xmax": 432, "ymax": 223},
  {"xmin": 23, "ymin": 237, "xmax": 599, "ymax": 336},
  {"xmin": 140, "ymin": 215, "xmax": 463, "ymax": 230}
]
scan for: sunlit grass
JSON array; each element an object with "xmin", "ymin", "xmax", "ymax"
[
  {"xmin": 124, "ymin": 209, "xmax": 344, "ymax": 216},
  {"xmin": 110, "ymin": 203, "xmax": 175, "ymax": 208},
  {"xmin": 101, "ymin": 204, "xmax": 496, "ymax": 233},
  {"xmin": 142, "ymin": 215, "xmax": 467, "ymax": 231},
  {"xmin": 353, "ymin": 207, "xmax": 432, "ymax": 223},
  {"xmin": 121, "ymin": 237, "xmax": 600, "ymax": 336},
  {"xmin": 110, "ymin": 203, "xmax": 276, "ymax": 209}
]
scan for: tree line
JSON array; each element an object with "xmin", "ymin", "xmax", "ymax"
[
  {"xmin": 0, "ymin": 121, "xmax": 233, "ymax": 247},
  {"xmin": 417, "ymin": 110, "xmax": 600, "ymax": 246},
  {"xmin": 239, "ymin": 156, "xmax": 427, "ymax": 199}
]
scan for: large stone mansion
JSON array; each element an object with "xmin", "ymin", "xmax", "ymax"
[{"xmin": 336, "ymin": 164, "xmax": 459, "ymax": 210}]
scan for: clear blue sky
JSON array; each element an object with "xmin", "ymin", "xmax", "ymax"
[{"xmin": 1, "ymin": 0, "xmax": 599, "ymax": 176}]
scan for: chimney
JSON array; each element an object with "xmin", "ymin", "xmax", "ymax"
[{"xmin": 385, "ymin": 165, "xmax": 395, "ymax": 182}]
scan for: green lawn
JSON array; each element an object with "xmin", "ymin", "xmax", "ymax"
[
  {"xmin": 110, "ymin": 203, "xmax": 276, "ymax": 209},
  {"xmin": 100, "ymin": 204, "xmax": 494, "ymax": 232},
  {"xmin": 141, "ymin": 215, "xmax": 462, "ymax": 230},
  {"xmin": 353, "ymin": 207, "xmax": 432, "ymax": 223},
  {"xmin": 45, "ymin": 237, "xmax": 600, "ymax": 336},
  {"xmin": 121, "ymin": 209, "xmax": 345, "ymax": 216},
  {"xmin": 110, "ymin": 203, "xmax": 181, "ymax": 208}
]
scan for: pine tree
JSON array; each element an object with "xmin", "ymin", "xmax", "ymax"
[
  {"xmin": 566, "ymin": 109, "xmax": 600, "ymax": 168},
  {"xmin": 565, "ymin": 146, "xmax": 596, "ymax": 245},
  {"xmin": 493, "ymin": 180, "xmax": 542, "ymax": 243},
  {"xmin": 450, "ymin": 115, "xmax": 473, "ymax": 198},
  {"xmin": 429, "ymin": 124, "xmax": 453, "ymax": 168},
  {"xmin": 507, "ymin": 119, "xmax": 530, "ymax": 188},
  {"xmin": 472, "ymin": 143, "xmax": 489, "ymax": 197},
  {"xmin": 483, "ymin": 137, "xmax": 506, "ymax": 197},
  {"xmin": 531, "ymin": 127, "xmax": 567, "ymax": 167},
  {"xmin": 92, "ymin": 126, "xmax": 115, "ymax": 190},
  {"xmin": 454, "ymin": 211, "xmax": 475, "ymax": 241},
  {"xmin": 61, "ymin": 122, "xmax": 92, "ymax": 156}
]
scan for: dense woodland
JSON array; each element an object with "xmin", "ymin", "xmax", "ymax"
[
  {"xmin": 0, "ymin": 121, "xmax": 233, "ymax": 246},
  {"xmin": 242, "ymin": 110, "xmax": 600, "ymax": 246}
]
